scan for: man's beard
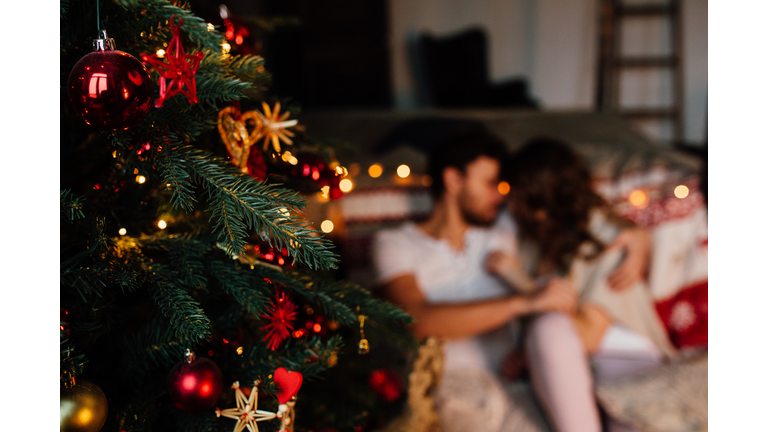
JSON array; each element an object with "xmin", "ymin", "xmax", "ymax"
[{"xmin": 459, "ymin": 196, "xmax": 499, "ymax": 227}]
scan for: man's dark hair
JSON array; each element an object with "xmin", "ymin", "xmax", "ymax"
[{"xmin": 426, "ymin": 124, "xmax": 509, "ymax": 198}]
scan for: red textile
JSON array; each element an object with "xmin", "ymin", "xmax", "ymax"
[{"xmin": 654, "ymin": 280, "xmax": 708, "ymax": 349}]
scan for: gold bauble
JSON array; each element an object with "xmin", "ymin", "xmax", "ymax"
[{"xmin": 60, "ymin": 379, "xmax": 108, "ymax": 432}]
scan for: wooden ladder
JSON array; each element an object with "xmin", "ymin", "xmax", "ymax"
[{"xmin": 596, "ymin": 0, "xmax": 684, "ymax": 142}]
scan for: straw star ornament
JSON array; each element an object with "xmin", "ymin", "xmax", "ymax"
[
  {"xmin": 256, "ymin": 102, "xmax": 298, "ymax": 153},
  {"xmin": 216, "ymin": 381, "xmax": 277, "ymax": 432}
]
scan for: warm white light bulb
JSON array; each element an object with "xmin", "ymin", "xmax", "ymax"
[
  {"xmin": 136, "ymin": 175, "xmax": 146, "ymax": 184},
  {"xmin": 207, "ymin": 23, "xmax": 215, "ymax": 32},
  {"xmin": 320, "ymin": 220, "xmax": 334, "ymax": 233},
  {"xmin": 397, "ymin": 164, "xmax": 410, "ymax": 178},
  {"xmin": 119, "ymin": 228, "xmax": 127, "ymax": 236},
  {"xmin": 339, "ymin": 179, "xmax": 353, "ymax": 193},
  {"xmin": 158, "ymin": 220, "xmax": 167, "ymax": 229},
  {"xmin": 629, "ymin": 190, "xmax": 647, "ymax": 207},
  {"xmin": 222, "ymin": 42, "xmax": 231, "ymax": 54},
  {"xmin": 674, "ymin": 185, "xmax": 689, "ymax": 199},
  {"xmin": 156, "ymin": 49, "xmax": 165, "ymax": 58}
]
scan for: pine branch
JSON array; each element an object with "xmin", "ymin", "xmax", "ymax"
[
  {"xmin": 110, "ymin": 0, "xmax": 223, "ymax": 53},
  {"xmin": 145, "ymin": 104, "xmax": 218, "ymax": 143},
  {"xmin": 142, "ymin": 235, "xmax": 212, "ymax": 289},
  {"xmin": 269, "ymin": 270, "xmax": 358, "ymax": 326},
  {"xmin": 168, "ymin": 145, "xmax": 339, "ymax": 270},
  {"xmin": 194, "ymin": 73, "xmax": 254, "ymax": 111},
  {"xmin": 207, "ymin": 260, "xmax": 271, "ymax": 317},
  {"xmin": 198, "ymin": 52, "xmax": 271, "ymax": 88},
  {"xmin": 123, "ymin": 321, "xmax": 188, "ymax": 375},
  {"xmin": 173, "ymin": 410, "xmax": 223, "ymax": 432},
  {"xmin": 151, "ymin": 277, "xmax": 213, "ymax": 342},
  {"xmin": 61, "ymin": 217, "xmax": 111, "ymax": 302},
  {"xmin": 61, "ymin": 0, "xmax": 70, "ymax": 20},
  {"xmin": 61, "ymin": 189, "xmax": 85, "ymax": 223},
  {"xmin": 105, "ymin": 258, "xmax": 144, "ymax": 294},
  {"xmin": 231, "ymin": 335, "xmax": 344, "ymax": 387},
  {"xmin": 61, "ymin": 333, "xmax": 88, "ymax": 385},
  {"xmin": 274, "ymin": 268, "xmax": 416, "ymax": 350},
  {"xmin": 61, "ymin": 270, "xmax": 106, "ymax": 302}
]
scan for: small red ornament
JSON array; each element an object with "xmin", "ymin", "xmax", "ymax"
[
  {"xmin": 260, "ymin": 291, "xmax": 298, "ymax": 350},
  {"xmin": 273, "ymin": 367, "xmax": 303, "ymax": 404},
  {"xmin": 67, "ymin": 30, "xmax": 153, "ymax": 131},
  {"xmin": 219, "ymin": 4, "xmax": 257, "ymax": 55},
  {"xmin": 167, "ymin": 350, "xmax": 223, "ymax": 412},
  {"xmin": 141, "ymin": 16, "xmax": 205, "ymax": 108},
  {"xmin": 60, "ymin": 308, "xmax": 72, "ymax": 337},
  {"xmin": 288, "ymin": 152, "xmax": 327, "ymax": 184},
  {"xmin": 246, "ymin": 147, "xmax": 268, "ymax": 181},
  {"xmin": 329, "ymin": 174, "xmax": 343, "ymax": 200},
  {"xmin": 369, "ymin": 369, "xmax": 403, "ymax": 402}
]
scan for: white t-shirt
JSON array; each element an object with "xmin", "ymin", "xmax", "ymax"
[{"xmin": 371, "ymin": 211, "xmax": 519, "ymax": 373}]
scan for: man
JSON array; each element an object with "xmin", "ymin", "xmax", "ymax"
[
  {"xmin": 371, "ymin": 125, "xmax": 651, "ymax": 432},
  {"xmin": 372, "ymin": 127, "xmax": 577, "ymax": 373}
]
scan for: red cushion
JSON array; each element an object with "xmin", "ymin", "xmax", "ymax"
[{"xmin": 654, "ymin": 280, "xmax": 708, "ymax": 349}]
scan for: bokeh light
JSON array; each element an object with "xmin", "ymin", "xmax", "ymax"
[
  {"xmin": 498, "ymin": 181, "xmax": 511, "ymax": 195},
  {"xmin": 158, "ymin": 220, "xmax": 167, "ymax": 229},
  {"xmin": 339, "ymin": 178, "xmax": 353, "ymax": 192},
  {"xmin": 629, "ymin": 190, "xmax": 647, "ymax": 207},
  {"xmin": 674, "ymin": 185, "xmax": 689, "ymax": 199},
  {"xmin": 397, "ymin": 164, "xmax": 410, "ymax": 178},
  {"xmin": 320, "ymin": 220, "xmax": 334, "ymax": 233},
  {"xmin": 368, "ymin": 163, "xmax": 383, "ymax": 178}
]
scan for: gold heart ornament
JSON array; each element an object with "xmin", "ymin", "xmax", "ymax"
[{"xmin": 218, "ymin": 106, "xmax": 265, "ymax": 172}]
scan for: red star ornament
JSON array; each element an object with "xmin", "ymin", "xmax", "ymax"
[
  {"xmin": 260, "ymin": 291, "xmax": 298, "ymax": 351},
  {"xmin": 141, "ymin": 16, "xmax": 205, "ymax": 108}
]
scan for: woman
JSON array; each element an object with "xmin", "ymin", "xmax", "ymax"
[{"xmin": 487, "ymin": 137, "xmax": 676, "ymax": 432}]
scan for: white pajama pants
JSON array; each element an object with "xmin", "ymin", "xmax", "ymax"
[{"xmin": 524, "ymin": 312, "xmax": 664, "ymax": 432}]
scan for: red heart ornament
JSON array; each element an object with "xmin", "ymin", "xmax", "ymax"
[{"xmin": 274, "ymin": 367, "xmax": 303, "ymax": 404}]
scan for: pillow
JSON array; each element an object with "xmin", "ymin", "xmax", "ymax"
[
  {"xmin": 595, "ymin": 354, "xmax": 708, "ymax": 432},
  {"xmin": 655, "ymin": 281, "xmax": 708, "ymax": 349}
]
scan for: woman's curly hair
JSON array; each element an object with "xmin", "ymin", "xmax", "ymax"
[{"xmin": 502, "ymin": 137, "xmax": 607, "ymax": 272}]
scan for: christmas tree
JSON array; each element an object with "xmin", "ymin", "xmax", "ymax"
[{"xmin": 59, "ymin": 1, "xmax": 415, "ymax": 431}]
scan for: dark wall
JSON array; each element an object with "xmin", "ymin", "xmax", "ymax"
[
  {"xmin": 190, "ymin": 0, "xmax": 393, "ymax": 109},
  {"xmin": 264, "ymin": 0, "xmax": 392, "ymax": 108}
]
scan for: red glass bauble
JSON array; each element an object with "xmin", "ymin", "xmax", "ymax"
[
  {"xmin": 368, "ymin": 369, "xmax": 404, "ymax": 402},
  {"xmin": 166, "ymin": 353, "xmax": 223, "ymax": 412},
  {"xmin": 68, "ymin": 45, "xmax": 153, "ymax": 131},
  {"xmin": 246, "ymin": 148, "xmax": 268, "ymax": 181},
  {"xmin": 329, "ymin": 174, "xmax": 343, "ymax": 200}
]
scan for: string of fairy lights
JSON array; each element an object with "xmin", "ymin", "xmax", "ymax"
[{"xmin": 113, "ymin": 155, "xmax": 694, "ymax": 238}]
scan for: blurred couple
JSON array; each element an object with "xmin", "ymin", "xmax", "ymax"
[{"xmin": 372, "ymin": 126, "xmax": 676, "ymax": 432}]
